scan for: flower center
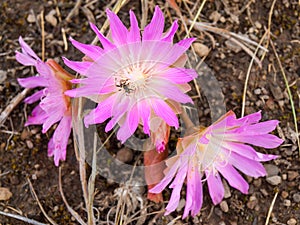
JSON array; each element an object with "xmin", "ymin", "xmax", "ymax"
[{"xmin": 115, "ymin": 65, "xmax": 149, "ymax": 94}]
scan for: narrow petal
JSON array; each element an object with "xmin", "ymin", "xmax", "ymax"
[
  {"xmin": 228, "ymin": 151, "xmax": 267, "ymax": 178},
  {"xmin": 150, "ymin": 98, "xmax": 179, "ymax": 128},
  {"xmin": 206, "ymin": 171, "xmax": 224, "ymax": 205},
  {"xmin": 137, "ymin": 99, "xmax": 151, "ymax": 134},
  {"xmin": 70, "ymin": 37, "xmax": 103, "ymax": 60},
  {"xmin": 48, "ymin": 115, "xmax": 72, "ymax": 166},
  {"xmin": 106, "ymin": 9, "xmax": 129, "ymax": 45},
  {"xmin": 161, "ymin": 20, "xmax": 178, "ymax": 42},
  {"xmin": 217, "ymin": 164, "xmax": 249, "ymax": 194},
  {"xmin": 17, "ymin": 76, "xmax": 48, "ymax": 88},
  {"xmin": 89, "ymin": 22, "xmax": 116, "ymax": 50},
  {"xmin": 143, "ymin": 6, "xmax": 164, "ymax": 41},
  {"xmin": 24, "ymin": 90, "xmax": 44, "ymax": 104},
  {"xmin": 15, "ymin": 51, "xmax": 37, "ymax": 66},
  {"xmin": 62, "ymin": 57, "xmax": 92, "ymax": 75},
  {"xmin": 157, "ymin": 67, "xmax": 198, "ymax": 84},
  {"xmin": 25, "ymin": 105, "xmax": 48, "ymax": 126},
  {"xmin": 128, "ymin": 10, "xmax": 141, "ymax": 43}
]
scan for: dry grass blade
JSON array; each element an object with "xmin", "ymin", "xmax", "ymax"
[
  {"xmin": 264, "ymin": 189, "xmax": 279, "ymax": 225},
  {"xmin": 241, "ymin": 31, "xmax": 268, "ymax": 117},
  {"xmin": 0, "ymin": 88, "xmax": 30, "ymax": 126},
  {"xmin": 27, "ymin": 178, "xmax": 58, "ymax": 225},
  {"xmin": 270, "ymin": 40, "xmax": 300, "ymax": 155},
  {"xmin": 58, "ymin": 167, "xmax": 86, "ymax": 225},
  {"xmin": 41, "ymin": 10, "xmax": 45, "ymax": 61},
  {"xmin": 0, "ymin": 210, "xmax": 47, "ymax": 225}
]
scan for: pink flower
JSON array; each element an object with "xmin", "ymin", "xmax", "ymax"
[
  {"xmin": 63, "ymin": 6, "xmax": 197, "ymax": 145},
  {"xmin": 16, "ymin": 37, "xmax": 73, "ymax": 166},
  {"xmin": 150, "ymin": 110, "xmax": 283, "ymax": 218}
]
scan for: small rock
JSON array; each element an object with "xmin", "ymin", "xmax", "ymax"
[
  {"xmin": 225, "ymin": 40, "xmax": 242, "ymax": 53},
  {"xmin": 247, "ymin": 195, "xmax": 258, "ymax": 209},
  {"xmin": 27, "ymin": 14, "xmax": 36, "ymax": 23},
  {"xmin": 193, "ymin": 43, "xmax": 210, "ymax": 57},
  {"xmin": 176, "ymin": 199, "xmax": 186, "ymax": 212},
  {"xmin": 292, "ymin": 193, "xmax": 300, "ymax": 203},
  {"xmin": 220, "ymin": 53, "xmax": 226, "ymax": 59},
  {"xmin": 0, "ymin": 187, "xmax": 12, "ymax": 201},
  {"xmin": 116, "ymin": 147, "xmax": 133, "ymax": 163},
  {"xmin": 249, "ymin": 27, "xmax": 255, "ymax": 33},
  {"xmin": 222, "ymin": 180, "xmax": 231, "ymax": 198},
  {"xmin": 260, "ymin": 188, "xmax": 268, "ymax": 197},
  {"xmin": 282, "ymin": 174, "xmax": 287, "ymax": 180},
  {"xmin": 266, "ymin": 175, "xmax": 282, "ymax": 186},
  {"xmin": 254, "ymin": 21, "xmax": 262, "ymax": 29},
  {"xmin": 219, "ymin": 221, "xmax": 226, "ymax": 225},
  {"xmin": 26, "ymin": 140, "xmax": 34, "ymax": 149},
  {"xmin": 253, "ymin": 178, "xmax": 261, "ymax": 187},
  {"xmin": 287, "ymin": 218, "xmax": 297, "ymax": 225},
  {"xmin": 288, "ymin": 171, "xmax": 299, "ymax": 181},
  {"xmin": 254, "ymin": 88, "xmax": 261, "ymax": 95},
  {"xmin": 281, "ymin": 191, "xmax": 289, "ymax": 198},
  {"xmin": 264, "ymin": 164, "xmax": 279, "ymax": 177},
  {"xmin": 0, "ymin": 70, "xmax": 7, "ymax": 84},
  {"xmin": 21, "ymin": 129, "xmax": 31, "ymax": 140},
  {"xmin": 220, "ymin": 200, "xmax": 229, "ymax": 212},
  {"xmin": 220, "ymin": 16, "xmax": 226, "ymax": 23},
  {"xmin": 45, "ymin": 9, "xmax": 57, "ymax": 27},
  {"xmin": 209, "ymin": 11, "xmax": 221, "ymax": 23},
  {"xmin": 283, "ymin": 199, "xmax": 291, "ymax": 207}
]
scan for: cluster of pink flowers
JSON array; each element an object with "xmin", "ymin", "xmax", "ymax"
[{"xmin": 16, "ymin": 6, "xmax": 283, "ymax": 219}]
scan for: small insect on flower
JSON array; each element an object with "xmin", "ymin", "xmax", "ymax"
[
  {"xmin": 63, "ymin": 6, "xmax": 198, "ymax": 147},
  {"xmin": 150, "ymin": 110, "xmax": 283, "ymax": 218},
  {"xmin": 16, "ymin": 37, "xmax": 74, "ymax": 166}
]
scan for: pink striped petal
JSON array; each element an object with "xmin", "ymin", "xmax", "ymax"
[
  {"xmin": 161, "ymin": 20, "xmax": 178, "ymax": 42},
  {"xmin": 143, "ymin": 6, "xmax": 164, "ymax": 41},
  {"xmin": 106, "ymin": 9, "xmax": 128, "ymax": 45},
  {"xmin": 128, "ymin": 10, "xmax": 141, "ymax": 43},
  {"xmin": 25, "ymin": 105, "xmax": 48, "ymax": 126},
  {"xmin": 157, "ymin": 67, "xmax": 198, "ymax": 84},
  {"xmin": 70, "ymin": 37, "xmax": 103, "ymax": 60},
  {"xmin": 89, "ymin": 22, "xmax": 116, "ymax": 50},
  {"xmin": 17, "ymin": 76, "xmax": 48, "ymax": 88},
  {"xmin": 217, "ymin": 164, "xmax": 249, "ymax": 194},
  {"xmin": 63, "ymin": 57, "xmax": 92, "ymax": 75},
  {"xmin": 206, "ymin": 171, "xmax": 224, "ymax": 205},
  {"xmin": 24, "ymin": 90, "xmax": 44, "ymax": 104}
]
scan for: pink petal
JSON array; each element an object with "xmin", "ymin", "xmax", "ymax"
[
  {"xmin": 106, "ymin": 9, "xmax": 129, "ymax": 45},
  {"xmin": 36, "ymin": 61, "xmax": 53, "ymax": 78},
  {"xmin": 165, "ymin": 161, "xmax": 188, "ymax": 214},
  {"xmin": 84, "ymin": 96, "xmax": 115, "ymax": 127},
  {"xmin": 206, "ymin": 171, "xmax": 224, "ymax": 205},
  {"xmin": 137, "ymin": 100, "xmax": 151, "ymax": 134},
  {"xmin": 25, "ymin": 105, "xmax": 48, "ymax": 126},
  {"xmin": 42, "ymin": 109, "xmax": 63, "ymax": 133},
  {"xmin": 143, "ymin": 6, "xmax": 164, "ymax": 41},
  {"xmin": 24, "ymin": 90, "xmax": 44, "ymax": 104},
  {"xmin": 149, "ymin": 78, "xmax": 193, "ymax": 103},
  {"xmin": 217, "ymin": 164, "xmax": 249, "ymax": 194},
  {"xmin": 228, "ymin": 151, "xmax": 267, "ymax": 178},
  {"xmin": 17, "ymin": 76, "xmax": 48, "ymax": 88},
  {"xmin": 48, "ymin": 115, "xmax": 72, "ymax": 166},
  {"xmin": 150, "ymin": 98, "xmax": 179, "ymax": 128},
  {"xmin": 161, "ymin": 20, "xmax": 178, "ymax": 42},
  {"xmin": 128, "ymin": 10, "xmax": 141, "ymax": 43},
  {"xmin": 15, "ymin": 51, "xmax": 37, "ymax": 66},
  {"xmin": 157, "ymin": 67, "xmax": 198, "ymax": 84},
  {"xmin": 62, "ymin": 57, "xmax": 92, "ymax": 75},
  {"xmin": 89, "ymin": 22, "xmax": 116, "ymax": 50},
  {"xmin": 234, "ymin": 120, "xmax": 279, "ymax": 135},
  {"xmin": 18, "ymin": 36, "xmax": 40, "ymax": 63},
  {"xmin": 70, "ymin": 37, "xmax": 103, "ymax": 60}
]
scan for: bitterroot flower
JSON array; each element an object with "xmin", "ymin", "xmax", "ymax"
[
  {"xmin": 16, "ymin": 37, "xmax": 73, "ymax": 166},
  {"xmin": 64, "ymin": 6, "xmax": 198, "ymax": 145},
  {"xmin": 150, "ymin": 110, "xmax": 283, "ymax": 218}
]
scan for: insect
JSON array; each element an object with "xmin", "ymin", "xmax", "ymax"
[{"xmin": 116, "ymin": 79, "xmax": 134, "ymax": 94}]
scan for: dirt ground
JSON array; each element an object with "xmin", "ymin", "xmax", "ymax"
[{"xmin": 0, "ymin": 0, "xmax": 299, "ymax": 224}]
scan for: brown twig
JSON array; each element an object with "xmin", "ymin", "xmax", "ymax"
[
  {"xmin": 41, "ymin": 10, "xmax": 45, "ymax": 61},
  {"xmin": 0, "ymin": 210, "xmax": 46, "ymax": 225},
  {"xmin": 27, "ymin": 177, "xmax": 58, "ymax": 225}
]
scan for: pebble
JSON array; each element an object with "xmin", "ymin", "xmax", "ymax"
[
  {"xmin": 0, "ymin": 70, "xmax": 7, "ymax": 84},
  {"xmin": 254, "ymin": 21, "xmax": 262, "ymax": 29},
  {"xmin": 254, "ymin": 88, "xmax": 261, "ymax": 95},
  {"xmin": 292, "ymin": 193, "xmax": 300, "ymax": 203},
  {"xmin": 264, "ymin": 164, "xmax": 279, "ymax": 177},
  {"xmin": 266, "ymin": 175, "xmax": 282, "ymax": 185},
  {"xmin": 287, "ymin": 218, "xmax": 297, "ymax": 225},
  {"xmin": 282, "ymin": 174, "xmax": 287, "ymax": 180},
  {"xmin": 27, "ymin": 14, "xmax": 36, "ymax": 23},
  {"xmin": 222, "ymin": 180, "xmax": 231, "ymax": 198},
  {"xmin": 21, "ymin": 129, "xmax": 31, "ymax": 140},
  {"xmin": 193, "ymin": 43, "xmax": 210, "ymax": 57},
  {"xmin": 116, "ymin": 147, "xmax": 133, "ymax": 163},
  {"xmin": 45, "ymin": 9, "xmax": 57, "ymax": 27},
  {"xmin": 220, "ymin": 16, "xmax": 226, "ymax": 23},
  {"xmin": 26, "ymin": 140, "xmax": 34, "ymax": 149},
  {"xmin": 209, "ymin": 11, "xmax": 221, "ymax": 23},
  {"xmin": 260, "ymin": 189, "xmax": 269, "ymax": 197},
  {"xmin": 281, "ymin": 191, "xmax": 289, "ymax": 198},
  {"xmin": 288, "ymin": 171, "xmax": 299, "ymax": 181},
  {"xmin": 247, "ymin": 195, "xmax": 258, "ymax": 209},
  {"xmin": 0, "ymin": 187, "xmax": 12, "ymax": 201},
  {"xmin": 283, "ymin": 199, "xmax": 291, "ymax": 207},
  {"xmin": 220, "ymin": 200, "xmax": 229, "ymax": 212},
  {"xmin": 176, "ymin": 199, "xmax": 186, "ymax": 212}
]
